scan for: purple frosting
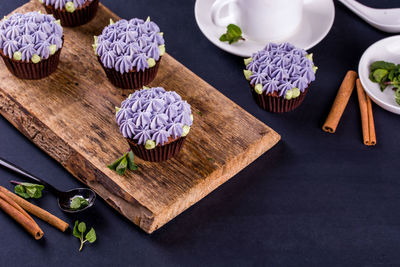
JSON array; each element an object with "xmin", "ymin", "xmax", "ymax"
[
  {"xmin": 246, "ymin": 42, "xmax": 316, "ymax": 95},
  {"xmin": 96, "ymin": 18, "xmax": 165, "ymax": 74},
  {"xmin": 42, "ymin": 0, "xmax": 91, "ymax": 9},
  {"xmin": 116, "ymin": 87, "xmax": 193, "ymax": 146},
  {"xmin": 0, "ymin": 12, "xmax": 63, "ymax": 61}
]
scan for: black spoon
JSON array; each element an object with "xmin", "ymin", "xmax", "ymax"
[{"xmin": 0, "ymin": 157, "xmax": 96, "ymax": 213}]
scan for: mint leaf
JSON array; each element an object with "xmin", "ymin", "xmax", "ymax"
[
  {"xmin": 78, "ymin": 222, "xmax": 86, "ymax": 233},
  {"xmin": 116, "ymin": 157, "xmax": 128, "ymax": 175},
  {"xmin": 70, "ymin": 196, "xmax": 88, "ymax": 210},
  {"xmin": 127, "ymin": 151, "xmax": 138, "ymax": 171},
  {"xmin": 227, "ymin": 24, "xmax": 242, "ymax": 37},
  {"xmin": 107, "ymin": 153, "xmax": 127, "ymax": 170},
  {"xmin": 370, "ymin": 61, "xmax": 397, "ymax": 72},
  {"xmin": 372, "ymin": 69, "xmax": 388, "ymax": 83},
  {"xmin": 14, "ymin": 185, "xmax": 30, "ymax": 199},
  {"xmin": 219, "ymin": 24, "xmax": 245, "ymax": 45},
  {"xmin": 85, "ymin": 228, "xmax": 96, "ymax": 243},
  {"xmin": 73, "ymin": 221, "xmax": 82, "ymax": 239}
]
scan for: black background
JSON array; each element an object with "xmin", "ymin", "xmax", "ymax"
[{"xmin": 1, "ymin": 0, "xmax": 399, "ymax": 266}]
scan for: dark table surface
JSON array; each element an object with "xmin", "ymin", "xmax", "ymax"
[{"xmin": 1, "ymin": 0, "xmax": 399, "ymax": 266}]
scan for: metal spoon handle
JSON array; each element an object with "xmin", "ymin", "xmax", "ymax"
[{"xmin": 0, "ymin": 157, "xmax": 60, "ymax": 194}]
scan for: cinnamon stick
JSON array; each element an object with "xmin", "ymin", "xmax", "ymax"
[
  {"xmin": 0, "ymin": 192, "xmax": 43, "ymax": 240},
  {"xmin": 323, "ymin": 71, "xmax": 358, "ymax": 133},
  {"xmin": 0, "ymin": 186, "xmax": 69, "ymax": 232},
  {"xmin": 356, "ymin": 79, "xmax": 376, "ymax": 146}
]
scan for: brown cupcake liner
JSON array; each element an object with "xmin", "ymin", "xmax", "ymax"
[
  {"xmin": 250, "ymin": 85, "xmax": 309, "ymax": 113},
  {"xmin": 126, "ymin": 136, "xmax": 186, "ymax": 162},
  {"xmin": 98, "ymin": 56, "xmax": 162, "ymax": 90},
  {"xmin": 43, "ymin": 0, "xmax": 99, "ymax": 27},
  {"xmin": 0, "ymin": 45, "xmax": 63, "ymax": 80}
]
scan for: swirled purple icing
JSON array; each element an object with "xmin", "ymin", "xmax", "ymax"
[
  {"xmin": 0, "ymin": 12, "xmax": 63, "ymax": 61},
  {"xmin": 96, "ymin": 18, "xmax": 165, "ymax": 74},
  {"xmin": 42, "ymin": 0, "xmax": 91, "ymax": 9},
  {"xmin": 116, "ymin": 87, "xmax": 193, "ymax": 146},
  {"xmin": 245, "ymin": 42, "xmax": 316, "ymax": 95}
]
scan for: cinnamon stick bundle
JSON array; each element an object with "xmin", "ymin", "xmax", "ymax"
[
  {"xmin": 356, "ymin": 79, "xmax": 377, "ymax": 146},
  {"xmin": 323, "ymin": 71, "xmax": 358, "ymax": 133},
  {"xmin": 0, "ymin": 191, "xmax": 43, "ymax": 240},
  {"xmin": 0, "ymin": 186, "xmax": 69, "ymax": 232}
]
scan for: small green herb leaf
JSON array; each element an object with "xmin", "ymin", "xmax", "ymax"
[
  {"xmin": 14, "ymin": 185, "xmax": 30, "ymax": 199},
  {"xmin": 127, "ymin": 151, "xmax": 138, "ymax": 171},
  {"xmin": 85, "ymin": 228, "xmax": 96, "ymax": 243},
  {"xmin": 78, "ymin": 222, "xmax": 86, "ymax": 233},
  {"xmin": 219, "ymin": 24, "xmax": 245, "ymax": 45},
  {"xmin": 73, "ymin": 221, "xmax": 82, "ymax": 239},
  {"xmin": 372, "ymin": 69, "xmax": 388, "ymax": 83}
]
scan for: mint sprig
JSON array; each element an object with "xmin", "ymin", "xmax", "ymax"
[
  {"xmin": 12, "ymin": 181, "xmax": 44, "ymax": 199},
  {"xmin": 369, "ymin": 60, "xmax": 400, "ymax": 106},
  {"xmin": 107, "ymin": 150, "xmax": 138, "ymax": 175},
  {"xmin": 219, "ymin": 24, "xmax": 245, "ymax": 45},
  {"xmin": 73, "ymin": 221, "xmax": 96, "ymax": 252}
]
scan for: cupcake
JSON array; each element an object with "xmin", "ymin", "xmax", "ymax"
[
  {"xmin": 116, "ymin": 87, "xmax": 193, "ymax": 162},
  {"xmin": 243, "ymin": 43, "xmax": 317, "ymax": 113},
  {"xmin": 40, "ymin": 0, "xmax": 99, "ymax": 27},
  {"xmin": 0, "ymin": 12, "xmax": 63, "ymax": 80},
  {"xmin": 94, "ymin": 18, "xmax": 165, "ymax": 90}
]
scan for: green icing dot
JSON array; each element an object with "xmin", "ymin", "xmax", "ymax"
[
  {"xmin": 159, "ymin": 45, "xmax": 166, "ymax": 56},
  {"xmin": 254, "ymin": 84, "xmax": 263, "ymax": 95},
  {"xmin": 313, "ymin": 65, "xmax": 318, "ymax": 73},
  {"xmin": 145, "ymin": 140, "xmax": 156, "ymax": 150},
  {"xmin": 159, "ymin": 32, "xmax": 164, "ymax": 37},
  {"xmin": 92, "ymin": 43, "xmax": 98, "ymax": 55},
  {"xmin": 146, "ymin": 16, "xmax": 151, "ymax": 22},
  {"xmin": 115, "ymin": 106, "xmax": 120, "ymax": 113},
  {"xmin": 93, "ymin": 36, "xmax": 98, "ymax": 45},
  {"xmin": 244, "ymin": 57, "xmax": 253, "ymax": 66},
  {"xmin": 55, "ymin": 19, "xmax": 61, "ymax": 25},
  {"xmin": 182, "ymin": 125, "xmax": 190, "ymax": 137},
  {"xmin": 243, "ymin": 70, "xmax": 252, "ymax": 81},
  {"xmin": 292, "ymin": 88, "xmax": 300, "ymax": 98},
  {"xmin": 65, "ymin": 1, "xmax": 76, "ymax": 12},
  {"xmin": 109, "ymin": 18, "xmax": 115, "ymax": 25},
  {"xmin": 147, "ymin": 58, "xmax": 156, "ymax": 68},
  {"xmin": 31, "ymin": 54, "xmax": 41, "ymax": 64},
  {"xmin": 190, "ymin": 114, "xmax": 194, "ymax": 121},
  {"xmin": 49, "ymin": 44, "xmax": 57, "ymax": 55},
  {"xmin": 13, "ymin": 51, "xmax": 22, "ymax": 61},
  {"xmin": 143, "ymin": 86, "xmax": 150, "ymax": 90},
  {"xmin": 306, "ymin": 53, "xmax": 313, "ymax": 62},
  {"xmin": 3, "ymin": 16, "xmax": 8, "ymax": 21},
  {"xmin": 285, "ymin": 89, "xmax": 293, "ymax": 100}
]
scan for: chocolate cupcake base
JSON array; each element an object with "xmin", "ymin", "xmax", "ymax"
[
  {"xmin": 126, "ymin": 136, "xmax": 186, "ymax": 162},
  {"xmin": 0, "ymin": 47, "xmax": 62, "ymax": 80},
  {"xmin": 43, "ymin": 0, "xmax": 99, "ymax": 27},
  {"xmin": 98, "ymin": 57, "xmax": 162, "ymax": 90},
  {"xmin": 250, "ymin": 86, "xmax": 309, "ymax": 113}
]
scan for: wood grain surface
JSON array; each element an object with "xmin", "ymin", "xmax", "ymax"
[{"xmin": 0, "ymin": 0, "xmax": 280, "ymax": 233}]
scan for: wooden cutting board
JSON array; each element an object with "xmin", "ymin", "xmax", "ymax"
[{"xmin": 0, "ymin": 0, "xmax": 280, "ymax": 233}]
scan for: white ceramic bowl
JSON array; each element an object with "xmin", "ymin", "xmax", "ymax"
[{"xmin": 358, "ymin": 35, "xmax": 400, "ymax": 115}]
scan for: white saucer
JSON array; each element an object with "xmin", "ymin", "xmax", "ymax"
[
  {"xmin": 194, "ymin": 0, "xmax": 335, "ymax": 57},
  {"xmin": 359, "ymin": 36, "xmax": 400, "ymax": 115}
]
